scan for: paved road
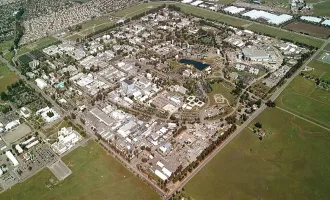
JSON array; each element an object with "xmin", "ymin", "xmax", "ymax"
[{"xmin": 166, "ymin": 37, "xmax": 330, "ymax": 199}]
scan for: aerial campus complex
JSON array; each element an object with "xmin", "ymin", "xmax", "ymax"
[{"xmin": 0, "ymin": 0, "xmax": 329, "ymax": 199}]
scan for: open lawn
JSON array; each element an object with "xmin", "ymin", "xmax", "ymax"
[
  {"xmin": 0, "ymin": 63, "xmax": 19, "ymax": 92},
  {"xmin": 0, "ymin": 141, "xmax": 160, "ymax": 200},
  {"xmin": 17, "ymin": 37, "xmax": 59, "ymax": 56},
  {"xmin": 276, "ymin": 76, "xmax": 330, "ymax": 128},
  {"xmin": 325, "ymin": 43, "xmax": 330, "ymax": 51},
  {"xmin": 208, "ymin": 81, "xmax": 236, "ymax": 106},
  {"xmin": 248, "ymin": 23, "xmax": 324, "ymax": 48},
  {"xmin": 186, "ymin": 108, "xmax": 330, "ymax": 200},
  {"xmin": 0, "ymin": 40, "xmax": 13, "ymax": 52},
  {"xmin": 284, "ymin": 21, "xmax": 330, "ymax": 39}
]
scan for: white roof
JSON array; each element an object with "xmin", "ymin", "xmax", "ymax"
[
  {"xmin": 15, "ymin": 145, "xmax": 23, "ymax": 154},
  {"xmin": 22, "ymin": 136, "xmax": 36, "ymax": 145},
  {"xmin": 242, "ymin": 10, "xmax": 292, "ymax": 25},
  {"xmin": 301, "ymin": 16, "xmax": 322, "ymax": 23},
  {"xmin": 191, "ymin": 0, "xmax": 203, "ymax": 6},
  {"xmin": 162, "ymin": 167, "xmax": 172, "ymax": 177},
  {"xmin": 6, "ymin": 151, "xmax": 19, "ymax": 166},
  {"xmin": 35, "ymin": 78, "xmax": 48, "ymax": 90},
  {"xmin": 155, "ymin": 170, "xmax": 167, "ymax": 181},
  {"xmin": 223, "ymin": 6, "xmax": 245, "ymax": 14},
  {"xmin": 26, "ymin": 140, "xmax": 39, "ymax": 149},
  {"xmin": 181, "ymin": 0, "xmax": 193, "ymax": 3},
  {"xmin": 157, "ymin": 161, "xmax": 164, "ymax": 168},
  {"xmin": 322, "ymin": 20, "xmax": 330, "ymax": 26}
]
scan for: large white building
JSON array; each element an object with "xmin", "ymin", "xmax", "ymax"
[
  {"xmin": 36, "ymin": 107, "xmax": 60, "ymax": 123},
  {"xmin": 242, "ymin": 47, "xmax": 270, "ymax": 62},
  {"xmin": 242, "ymin": 10, "xmax": 293, "ymax": 25},
  {"xmin": 51, "ymin": 127, "xmax": 82, "ymax": 155},
  {"xmin": 6, "ymin": 151, "xmax": 19, "ymax": 166}
]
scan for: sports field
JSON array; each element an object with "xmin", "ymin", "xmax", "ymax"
[
  {"xmin": 276, "ymin": 76, "xmax": 330, "ymax": 128},
  {"xmin": 284, "ymin": 21, "xmax": 330, "ymax": 39},
  {"xmin": 186, "ymin": 108, "xmax": 330, "ymax": 200},
  {"xmin": 0, "ymin": 141, "xmax": 160, "ymax": 200},
  {"xmin": 0, "ymin": 63, "xmax": 19, "ymax": 92}
]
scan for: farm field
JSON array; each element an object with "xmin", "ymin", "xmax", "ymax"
[
  {"xmin": 248, "ymin": 23, "xmax": 324, "ymax": 48},
  {"xmin": 17, "ymin": 37, "xmax": 59, "ymax": 56},
  {"xmin": 284, "ymin": 21, "xmax": 330, "ymax": 39},
  {"xmin": 0, "ymin": 141, "xmax": 160, "ymax": 200},
  {"xmin": 186, "ymin": 108, "xmax": 330, "ymax": 200},
  {"xmin": 0, "ymin": 63, "xmax": 19, "ymax": 92},
  {"xmin": 276, "ymin": 76, "xmax": 330, "ymax": 128}
]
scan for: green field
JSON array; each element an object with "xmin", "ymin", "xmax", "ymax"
[
  {"xmin": 325, "ymin": 43, "xmax": 330, "ymax": 51},
  {"xmin": 306, "ymin": 58, "xmax": 330, "ymax": 82},
  {"xmin": 17, "ymin": 37, "xmax": 59, "ymax": 56},
  {"xmin": 186, "ymin": 108, "xmax": 330, "ymax": 200},
  {"xmin": 217, "ymin": 0, "xmax": 236, "ymax": 5},
  {"xmin": 0, "ymin": 63, "xmax": 19, "ymax": 92},
  {"xmin": 0, "ymin": 141, "xmax": 159, "ymax": 200},
  {"xmin": 176, "ymin": 3, "xmax": 249, "ymax": 27},
  {"xmin": 248, "ymin": 23, "xmax": 324, "ymax": 48},
  {"xmin": 0, "ymin": 40, "xmax": 13, "ymax": 52},
  {"xmin": 208, "ymin": 81, "xmax": 236, "ymax": 106},
  {"xmin": 313, "ymin": 0, "xmax": 330, "ymax": 17},
  {"xmin": 276, "ymin": 76, "xmax": 330, "ymax": 128},
  {"xmin": 113, "ymin": 2, "xmax": 166, "ymax": 18}
]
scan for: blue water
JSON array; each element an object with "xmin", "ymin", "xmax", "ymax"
[
  {"xmin": 57, "ymin": 82, "xmax": 65, "ymax": 88},
  {"xmin": 179, "ymin": 59, "xmax": 210, "ymax": 71}
]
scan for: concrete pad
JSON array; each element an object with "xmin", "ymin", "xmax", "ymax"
[
  {"xmin": 3, "ymin": 123, "xmax": 31, "ymax": 143},
  {"xmin": 48, "ymin": 159, "xmax": 72, "ymax": 181}
]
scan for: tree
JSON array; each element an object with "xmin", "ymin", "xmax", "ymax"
[
  {"xmin": 254, "ymin": 122, "xmax": 262, "ymax": 129},
  {"xmin": 0, "ymin": 92, "xmax": 8, "ymax": 101},
  {"xmin": 265, "ymin": 100, "xmax": 276, "ymax": 108}
]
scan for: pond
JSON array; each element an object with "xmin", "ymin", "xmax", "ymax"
[{"xmin": 179, "ymin": 59, "xmax": 210, "ymax": 71}]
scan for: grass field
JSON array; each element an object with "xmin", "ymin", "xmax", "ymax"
[
  {"xmin": 248, "ymin": 23, "xmax": 324, "ymax": 48},
  {"xmin": 176, "ymin": 3, "xmax": 249, "ymax": 27},
  {"xmin": 313, "ymin": 0, "xmax": 330, "ymax": 17},
  {"xmin": 186, "ymin": 108, "xmax": 330, "ymax": 200},
  {"xmin": 276, "ymin": 76, "xmax": 330, "ymax": 128},
  {"xmin": 217, "ymin": 0, "xmax": 236, "ymax": 5},
  {"xmin": 306, "ymin": 52, "xmax": 330, "ymax": 82},
  {"xmin": 0, "ymin": 141, "xmax": 160, "ymax": 200},
  {"xmin": 284, "ymin": 21, "xmax": 330, "ymax": 39},
  {"xmin": 208, "ymin": 81, "xmax": 236, "ymax": 106},
  {"xmin": 0, "ymin": 63, "xmax": 19, "ymax": 92},
  {"xmin": 17, "ymin": 37, "xmax": 59, "ymax": 56},
  {"xmin": 325, "ymin": 43, "xmax": 330, "ymax": 51},
  {"xmin": 113, "ymin": 2, "xmax": 166, "ymax": 18},
  {"xmin": 0, "ymin": 40, "xmax": 13, "ymax": 52}
]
